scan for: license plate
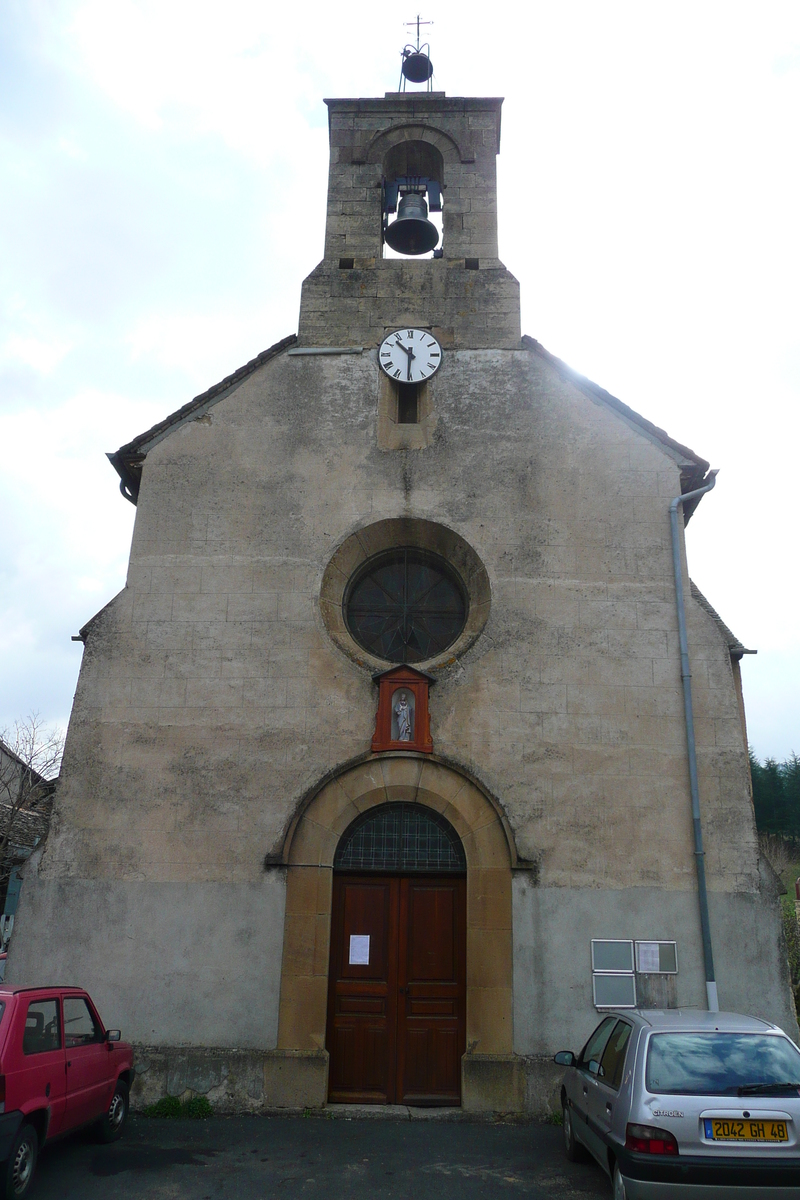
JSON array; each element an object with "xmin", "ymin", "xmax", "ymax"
[{"xmin": 704, "ymin": 1118, "xmax": 788, "ymax": 1143}]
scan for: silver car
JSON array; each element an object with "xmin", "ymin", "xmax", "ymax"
[{"xmin": 554, "ymin": 1009, "xmax": 800, "ymax": 1199}]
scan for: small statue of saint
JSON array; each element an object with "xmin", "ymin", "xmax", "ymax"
[{"xmin": 394, "ymin": 692, "xmax": 413, "ymax": 742}]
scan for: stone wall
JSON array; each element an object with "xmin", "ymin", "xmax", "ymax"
[{"xmin": 8, "ymin": 338, "xmax": 791, "ymax": 1111}]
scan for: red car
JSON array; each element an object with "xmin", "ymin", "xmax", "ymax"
[{"xmin": 0, "ymin": 987, "xmax": 134, "ymax": 1199}]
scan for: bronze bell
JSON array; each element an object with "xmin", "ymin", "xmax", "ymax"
[
  {"xmin": 401, "ymin": 51, "xmax": 434, "ymax": 84},
  {"xmin": 384, "ymin": 192, "xmax": 440, "ymax": 256}
]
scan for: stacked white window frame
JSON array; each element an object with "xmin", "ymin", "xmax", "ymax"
[{"xmin": 591, "ymin": 940, "xmax": 636, "ymax": 1008}]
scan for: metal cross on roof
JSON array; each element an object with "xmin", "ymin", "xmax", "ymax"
[{"xmin": 404, "ymin": 14, "xmax": 433, "ymax": 52}]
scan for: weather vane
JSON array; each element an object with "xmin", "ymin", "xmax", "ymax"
[{"xmin": 398, "ymin": 15, "xmax": 434, "ymax": 91}]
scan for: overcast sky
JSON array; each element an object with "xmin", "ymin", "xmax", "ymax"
[{"xmin": 1, "ymin": 1, "xmax": 798, "ymax": 761}]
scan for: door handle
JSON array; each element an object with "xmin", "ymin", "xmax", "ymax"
[
  {"xmin": 398, "ymin": 987, "xmax": 407, "ymax": 994},
  {"xmin": 582, "ymin": 1086, "xmax": 588, "ymax": 1096},
  {"xmin": 606, "ymin": 1103, "xmax": 612, "ymax": 1114}
]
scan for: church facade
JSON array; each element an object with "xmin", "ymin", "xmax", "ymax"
[{"xmin": 9, "ymin": 90, "xmax": 793, "ymax": 1113}]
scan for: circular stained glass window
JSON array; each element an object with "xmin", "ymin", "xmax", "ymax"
[{"xmin": 344, "ymin": 548, "xmax": 467, "ymax": 664}]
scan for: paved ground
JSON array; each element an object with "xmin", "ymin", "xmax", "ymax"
[{"xmin": 32, "ymin": 1113, "xmax": 611, "ymax": 1199}]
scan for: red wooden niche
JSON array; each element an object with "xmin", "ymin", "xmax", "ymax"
[{"xmin": 371, "ymin": 665, "xmax": 434, "ymax": 754}]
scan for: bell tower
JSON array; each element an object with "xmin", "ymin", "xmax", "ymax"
[{"xmin": 297, "ymin": 91, "xmax": 521, "ymax": 350}]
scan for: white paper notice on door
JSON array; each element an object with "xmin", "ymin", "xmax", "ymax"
[{"xmin": 349, "ymin": 934, "xmax": 370, "ymax": 965}]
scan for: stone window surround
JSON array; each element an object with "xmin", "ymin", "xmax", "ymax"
[
  {"xmin": 320, "ymin": 517, "xmax": 491, "ymax": 672},
  {"xmin": 275, "ymin": 754, "xmax": 515, "ymax": 1072},
  {"xmin": 377, "ymin": 369, "xmax": 436, "ymax": 450}
]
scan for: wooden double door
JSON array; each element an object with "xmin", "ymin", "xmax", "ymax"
[{"xmin": 326, "ymin": 874, "xmax": 466, "ymax": 1105}]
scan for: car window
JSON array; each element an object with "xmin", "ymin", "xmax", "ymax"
[
  {"xmin": 646, "ymin": 1033, "xmax": 800, "ymax": 1095},
  {"xmin": 63, "ymin": 997, "xmax": 103, "ymax": 1047},
  {"xmin": 599, "ymin": 1020, "xmax": 632, "ymax": 1090},
  {"xmin": 23, "ymin": 999, "xmax": 62, "ymax": 1055},
  {"xmin": 578, "ymin": 1016, "xmax": 617, "ymax": 1072}
]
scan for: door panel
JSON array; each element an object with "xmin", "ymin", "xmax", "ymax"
[
  {"xmin": 13, "ymin": 999, "xmax": 67, "ymax": 1136},
  {"xmin": 591, "ymin": 1020, "xmax": 633, "ymax": 1143},
  {"xmin": 63, "ymin": 996, "xmax": 112, "ymax": 1129},
  {"xmin": 327, "ymin": 874, "xmax": 465, "ymax": 1105},
  {"xmin": 64, "ymin": 1044, "xmax": 112, "ymax": 1129},
  {"xmin": 327, "ymin": 877, "xmax": 397, "ymax": 1103},
  {"xmin": 574, "ymin": 1017, "xmax": 617, "ymax": 1164},
  {"xmin": 407, "ymin": 886, "xmax": 455, "ymax": 979},
  {"xmin": 397, "ymin": 879, "xmax": 465, "ymax": 1105}
]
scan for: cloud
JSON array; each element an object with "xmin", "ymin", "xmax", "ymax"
[{"xmin": 1, "ymin": 334, "xmax": 73, "ymax": 375}]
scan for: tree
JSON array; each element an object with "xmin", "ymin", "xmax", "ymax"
[
  {"xmin": 751, "ymin": 749, "xmax": 800, "ymax": 838},
  {"xmin": 0, "ymin": 715, "xmax": 63, "ymax": 905}
]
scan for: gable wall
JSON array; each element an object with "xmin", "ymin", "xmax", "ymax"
[{"xmin": 41, "ymin": 346, "xmax": 756, "ymax": 897}]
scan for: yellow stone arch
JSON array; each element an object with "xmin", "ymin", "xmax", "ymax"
[{"xmin": 276, "ymin": 754, "xmax": 515, "ymax": 1068}]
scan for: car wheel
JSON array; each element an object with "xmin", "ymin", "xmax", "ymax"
[
  {"xmin": 563, "ymin": 1103, "xmax": 588, "ymax": 1162},
  {"xmin": 98, "ymin": 1079, "xmax": 129, "ymax": 1143},
  {"xmin": 612, "ymin": 1163, "xmax": 627, "ymax": 1200},
  {"xmin": 4, "ymin": 1123, "xmax": 37, "ymax": 1200}
]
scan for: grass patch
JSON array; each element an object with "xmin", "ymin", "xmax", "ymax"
[
  {"xmin": 542, "ymin": 1110, "xmax": 563, "ymax": 1126},
  {"xmin": 144, "ymin": 1095, "xmax": 213, "ymax": 1119}
]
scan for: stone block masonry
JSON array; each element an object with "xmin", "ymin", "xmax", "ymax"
[{"xmin": 298, "ymin": 95, "xmax": 520, "ymax": 349}]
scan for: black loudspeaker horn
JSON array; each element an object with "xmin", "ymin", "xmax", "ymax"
[{"xmin": 384, "ymin": 193, "xmax": 439, "ymax": 256}]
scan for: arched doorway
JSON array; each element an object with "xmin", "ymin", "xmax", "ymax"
[
  {"xmin": 274, "ymin": 755, "xmax": 516, "ymax": 1110},
  {"xmin": 327, "ymin": 803, "xmax": 466, "ymax": 1105}
]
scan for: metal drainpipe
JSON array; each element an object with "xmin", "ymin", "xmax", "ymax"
[{"xmin": 669, "ymin": 469, "xmax": 720, "ymax": 1013}]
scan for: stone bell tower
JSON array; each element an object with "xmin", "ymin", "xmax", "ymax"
[{"xmin": 297, "ymin": 94, "xmax": 520, "ymax": 349}]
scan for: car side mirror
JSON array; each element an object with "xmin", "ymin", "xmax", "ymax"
[
  {"xmin": 553, "ymin": 1051, "xmax": 575, "ymax": 1067},
  {"xmin": 106, "ymin": 1029, "xmax": 121, "ymax": 1042}
]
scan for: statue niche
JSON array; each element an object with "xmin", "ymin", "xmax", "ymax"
[{"xmin": 371, "ymin": 665, "xmax": 433, "ymax": 754}]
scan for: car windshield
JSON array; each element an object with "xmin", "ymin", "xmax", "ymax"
[{"xmin": 646, "ymin": 1033, "xmax": 800, "ymax": 1096}]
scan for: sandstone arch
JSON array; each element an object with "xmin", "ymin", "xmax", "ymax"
[{"xmin": 276, "ymin": 754, "xmax": 513, "ymax": 1070}]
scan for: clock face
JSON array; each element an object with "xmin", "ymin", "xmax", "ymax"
[{"xmin": 379, "ymin": 329, "xmax": 442, "ymax": 383}]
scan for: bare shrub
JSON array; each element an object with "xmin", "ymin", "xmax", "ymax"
[
  {"xmin": 759, "ymin": 832, "xmax": 798, "ymax": 884},
  {"xmin": 0, "ymin": 714, "xmax": 64, "ymax": 894}
]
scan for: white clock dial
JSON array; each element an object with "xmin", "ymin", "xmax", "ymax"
[{"xmin": 379, "ymin": 329, "xmax": 442, "ymax": 383}]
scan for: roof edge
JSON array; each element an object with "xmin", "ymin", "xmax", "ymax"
[
  {"xmin": 521, "ymin": 335, "xmax": 711, "ymax": 511},
  {"xmin": 108, "ymin": 332, "xmax": 297, "ymax": 504},
  {"xmin": 690, "ymin": 581, "xmax": 756, "ymax": 659}
]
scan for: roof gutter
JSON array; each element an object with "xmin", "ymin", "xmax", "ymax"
[{"xmin": 669, "ymin": 469, "xmax": 720, "ymax": 1013}]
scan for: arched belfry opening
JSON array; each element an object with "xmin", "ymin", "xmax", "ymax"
[
  {"xmin": 384, "ymin": 140, "xmax": 444, "ymax": 186},
  {"xmin": 382, "ymin": 140, "xmax": 444, "ymax": 259}
]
